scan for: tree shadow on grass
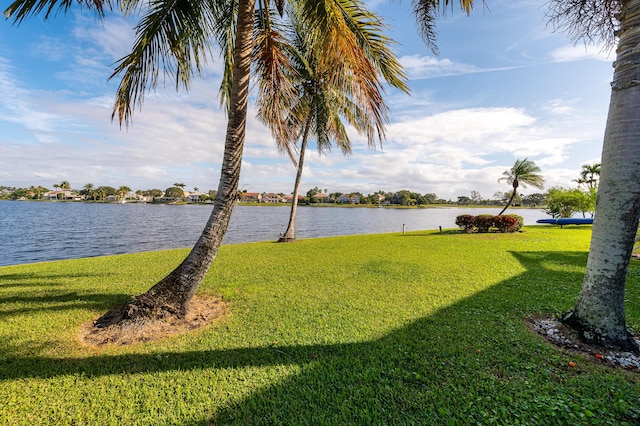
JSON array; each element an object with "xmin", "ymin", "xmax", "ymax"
[
  {"xmin": 1, "ymin": 251, "xmax": 639, "ymax": 424},
  {"xmin": 0, "ymin": 270, "xmax": 128, "ymax": 319},
  {"xmin": 0, "ymin": 293, "xmax": 133, "ymax": 319},
  {"xmin": 0, "ymin": 271, "xmax": 115, "ymax": 289}
]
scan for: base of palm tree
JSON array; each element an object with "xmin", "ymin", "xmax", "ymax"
[
  {"xmin": 80, "ymin": 294, "xmax": 228, "ymax": 346},
  {"xmin": 277, "ymin": 236, "xmax": 296, "ymax": 243},
  {"xmin": 562, "ymin": 311, "xmax": 640, "ymax": 354}
]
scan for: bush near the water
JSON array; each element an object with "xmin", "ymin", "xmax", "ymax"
[
  {"xmin": 455, "ymin": 214, "xmax": 523, "ymax": 233},
  {"xmin": 494, "ymin": 215, "xmax": 519, "ymax": 232},
  {"xmin": 508, "ymin": 214, "xmax": 524, "ymax": 232},
  {"xmin": 475, "ymin": 214, "xmax": 495, "ymax": 233},
  {"xmin": 455, "ymin": 214, "xmax": 476, "ymax": 233}
]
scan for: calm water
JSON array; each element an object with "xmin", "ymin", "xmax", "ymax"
[{"xmin": 0, "ymin": 201, "xmax": 551, "ymax": 266}]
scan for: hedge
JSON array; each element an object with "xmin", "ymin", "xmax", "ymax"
[{"xmin": 455, "ymin": 214, "xmax": 523, "ymax": 233}]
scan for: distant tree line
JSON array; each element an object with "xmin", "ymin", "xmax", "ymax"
[
  {"xmin": 0, "ymin": 184, "xmax": 548, "ymax": 207},
  {"xmin": 0, "ymin": 183, "xmax": 217, "ymax": 202},
  {"xmin": 0, "ymin": 162, "xmax": 598, "ymax": 212}
]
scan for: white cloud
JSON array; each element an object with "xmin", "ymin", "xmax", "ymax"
[
  {"xmin": 385, "ymin": 107, "xmax": 536, "ymax": 166},
  {"xmin": 543, "ymin": 98, "xmax": 578, "ymax": 115},
  {"xmin": 257, "ymin": 102, "xmax": 602, "ymax": 200},
  {"xmin": 550, "ymin": 44, "xmax": 613, "ymax": 63},
  {"xmin": 401, "ymin": 54, "xmax": 481, "ymax": 79},
  {"xmin": 401, "ymin": 54, "xmax": 522, "ymax": 80},
  {"xmin": 73, "ymin": 15, "xmax": 136, "ymax": 61},
  {"xmin": 0, "ymin": 3, "xmax": 610, "ymax": 203}
]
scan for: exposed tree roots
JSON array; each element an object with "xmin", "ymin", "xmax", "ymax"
[{"xmin": 78, "ymin": 294, "xmax": 229, "ymax": 347}]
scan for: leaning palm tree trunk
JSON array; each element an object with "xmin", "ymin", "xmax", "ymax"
[
  {"xmin": 96, "ymin": 0, "xmax": 256, "ymax": 325},
  {"xmin": 279, "ymin": 120, "xmax": 312, "ymax": 242},
  {"xmin": 498, "ymin": 187, "xmax": 517, "ymax": 215},
  {"xmin": 564, "ymin": 0, "xmax": 640, "ymax": 353}
]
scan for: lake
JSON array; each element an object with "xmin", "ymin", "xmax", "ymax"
[{"xmin": 0, "ymin": 201, "xmax": 552, "ymax": 266}]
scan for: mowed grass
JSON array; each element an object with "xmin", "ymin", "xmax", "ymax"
[{"xmin": 1, "ymin": 226, "xmax": 639, "ymax": 425}]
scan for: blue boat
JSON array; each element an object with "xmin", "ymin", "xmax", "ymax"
[{"xmin": 536, "ymin": 218, "xmax": 593, "ymax": 226}]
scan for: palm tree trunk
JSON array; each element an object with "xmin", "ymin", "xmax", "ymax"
[
  {"xmin": 96, "ymin": 0, "xmax": 256, "ymax": 325},
  {"xmin": 279, "ymin": 120, "xmax": 312, "ymax": 242},
  {"xmin": 564, "ymin": 0, "xmax": 640, "ymax": 353},
  {"xmin": 498, "ymin": 188, "xmax": 517, "ymax": 215}
]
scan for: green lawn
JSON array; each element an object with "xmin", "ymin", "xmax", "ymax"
[{"xmin": 1, "ymin": 226, "xmax": 638, "ymax": 424}]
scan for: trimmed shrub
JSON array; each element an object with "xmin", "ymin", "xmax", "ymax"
[
  {"xmin": 506, "ymin": 214, "xmax": 524, "ymax": 232},
  {"xmin": 494, "ymin": 215, "xmax": 518, "ymax": 232},
  {"xmin": 455, "ymin": 214, "xmax": 522, "ymax": 233},
  {"xmin": 455, "ymin": 215, "xmax": 476, "ymax": 233},
  {"xmin": 475, "ymin": 214, "xmax": 495, "ymax": 233}
]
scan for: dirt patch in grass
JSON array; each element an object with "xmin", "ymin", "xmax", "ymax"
[
  {"xmin": 78, "ymin": 294, "xmax": 229, "ymax": 347},
  {"xmin": 527, "ymin": 315, "xmax": 640, "ymax": 372}
]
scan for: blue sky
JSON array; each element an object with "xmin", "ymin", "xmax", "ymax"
[{"xmin": 0, "ymin": 0, "xmax": 613, "ymax": 200}]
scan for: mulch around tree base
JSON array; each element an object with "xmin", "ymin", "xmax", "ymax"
[
  {"xmin": 78, "ymin": 294, "xmax": 229, "ymax": 347},
  {"xmin": 527, "ymin": 315, "xmax": 640, "ymax": 372}
]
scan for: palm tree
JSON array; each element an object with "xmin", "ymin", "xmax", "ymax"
[
  {"xmin": 174, "ymin": 183, "xmax": 186, "ymax": 189},
  {"xmin": 83, "ymin": 183, "xmax": 96, "ymax": 200},
  {"xmin": 117, "ymin": 186, "xmax": 132, "ymax": 202},
  {"xmin": 6, "ymin": 0, "xmax": 413, "ymax": 326},
  {"xmin": 30, "ymin": 185, "xmax": 45, "ymax": 199},
  {"xmin": 6, "ymin": 0, "xmax": 253, "ymax": 321},
  {"xmin": 95, "ymin": 186, "xmax": 107, "ymax": 201},
  {"xmin": 574, "ymin": 163, "xmax": 601, "ymax": 190},
  {"xmin": 56, "ymin": 180, "xmax": 71, "ymax": 200},
  {"xmin": 497, "ymin": 158, "xmax": 544, "ymax": 215},
  {"xmin": 547, "ymin": 0, "xmax": 640, "ymax": 352},
  {"xmin": 255, "ymin": 11, "xmax": 408, "ymax": 242},
  {"xmin": 52, "ymin": 183, "xmax": 61, "ymax": 200},
  {"xmin": 5, "ymin": 0, "xmax": 477, "ymax": 328}
]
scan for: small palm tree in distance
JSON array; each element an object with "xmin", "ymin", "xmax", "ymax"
[{"xmin": 498, "ymin": 158, "xmax": 544, "ymax": 215}]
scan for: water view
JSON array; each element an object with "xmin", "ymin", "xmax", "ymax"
[{"xmin": 0, "ymin": 201, "xmax": 552, "ymax": 266}]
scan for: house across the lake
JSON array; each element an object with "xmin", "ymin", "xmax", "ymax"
[
  {"xmin": 187, "ymin": 191, "xmax": 206, "ymax": 203},
  {"xmin": 241, "ymin": 192, "xmax": 262, "ymax": 203},
  {"xmin": 44, "ymin": 190, "xmax": 83, "ymax": 201},
  {"xmin": 337, "ymin": 194, "xmax": 360, "ymax": 204},
  {"xmin": 314, "ymin": 193, "xmax": 331, "ymax": 203},
  {"xmin": 262, "ymin": 193, "xmax": 284, "ymax": 203},
  {"xmin": 285, "ymin": 195, "xmax": 305, "ymax": 203}
]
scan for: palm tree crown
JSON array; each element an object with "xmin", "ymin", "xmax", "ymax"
[
  {"xmin": 498, "ymin": 158, "xmax": 544, "ymax": 215},
  {"xmin": 574, "ymin": 163, "xmax": 601, "ymax": 190},
  {"xmin": 499, "ymin": 158, "xmax": 544, "ymax": 189},
  {"xmin": 254, "ymin": 8, "xmax": 408, "ymax": 241}
]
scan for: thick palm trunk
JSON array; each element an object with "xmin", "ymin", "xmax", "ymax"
[
  {"xmin": 279, "ymin": 121, "xmax": 312, "ymax": 242},
  {"xmin": 96, "ymin": 0, "xmax": 255, "ymax": 325},
  {"xmin": 564, "ymin": 0, "xmax": 640, "ymax": 353}
]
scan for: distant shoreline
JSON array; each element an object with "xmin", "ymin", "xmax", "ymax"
[{"xmin": 3, "ymin": 199, "xmax": 540, "ymax": 210}]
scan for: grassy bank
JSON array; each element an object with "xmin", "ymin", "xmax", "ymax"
[{"xmin": 1, "ymin": 226, "xmax": 638, "ymax": 424}]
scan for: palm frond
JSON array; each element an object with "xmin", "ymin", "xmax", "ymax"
[
  {"xmin": 499, "ymin": 158, "xmax": 545, "ymax": 189},
  {"xmin": 254, "ymin": 0, "xmax": 406, "ymax": 169},
  {"xmin": 294, "ymin": 0, "xmax": 407, "ymax": 148},
  {"xmin": 254, "ymin": 5, "xmax": 301, "ymax": 159},
  {"xmin": 4, "ymin": 0, "xmax": 107, "ymax": 23},
  {"xmin": 110, "ymin": 0, "xmax": 230, "ymax": 125},
  {"xmin": 216, "ymin": 0, "xmax": 238, "ymax": 113},
  {"xmin": 412, "ymin": 0, "xmax": 475, "ymax": 54}
]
